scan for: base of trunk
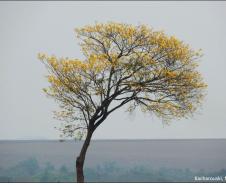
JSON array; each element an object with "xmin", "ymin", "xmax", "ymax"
[{"xmin": 76, "ymin": 157, "xmax": 84, "ymax": 183}]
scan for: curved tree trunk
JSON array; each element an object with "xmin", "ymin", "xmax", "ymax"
[{"xmin": 76, "ymin": 130, "xmax": 93, "ymax": 183}]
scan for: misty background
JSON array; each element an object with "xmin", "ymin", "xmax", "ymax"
[
  {"xmin": 0, "ymin": 1, "xmax": 226, "ymax": 140},
  {"xmin": 0, "ymin": 139, "xmax": 226, "ymax": 182}
]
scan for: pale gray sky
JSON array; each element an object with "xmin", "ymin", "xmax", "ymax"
[{"xmin": 0, "ymin": 1, "xmax": 226, "ymax": 140}]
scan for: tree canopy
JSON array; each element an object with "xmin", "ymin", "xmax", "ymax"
[{"xmin": 38, "ymin": 22, "xmax": 207, "ymax": 139}]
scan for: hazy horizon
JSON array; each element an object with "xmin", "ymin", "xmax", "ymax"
[
  {"xmin": 1, "ymin": 139, "xmax": 226, "ymax": 182},
  {"xmin": 1, "ymin": 138, "xmax": 226, "ymax": 141},
  {"xmin": 1, "ymin": 139, "xmax": 226, "ymax": 171}
]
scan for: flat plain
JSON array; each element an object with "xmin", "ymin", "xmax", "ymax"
[{"xmin": 0, "ymin": 139, "xmax": 225, "ymax": 172}]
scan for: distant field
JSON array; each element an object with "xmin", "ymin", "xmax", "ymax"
[{"xmin": 0, "ymin": 139, "xmax": 226, "ymax": 171}]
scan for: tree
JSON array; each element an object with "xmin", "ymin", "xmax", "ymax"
[{"xmin": 38, "ymin": 22, "xmax": 207, "ymax": 182}]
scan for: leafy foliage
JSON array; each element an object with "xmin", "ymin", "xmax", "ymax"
[{"xmin": 39, "ymin": 22, "xmax": 207, "ymax": 139}]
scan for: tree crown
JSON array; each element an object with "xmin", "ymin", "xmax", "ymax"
[{"xmin": 38, "ymin": 22, "xmax": 207, "ymax": 138}]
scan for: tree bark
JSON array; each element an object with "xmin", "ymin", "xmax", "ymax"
[{"xmin": 76, "ymin": 130, "xmax": 93, "ymax": 183}]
